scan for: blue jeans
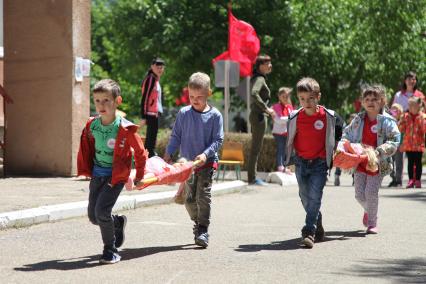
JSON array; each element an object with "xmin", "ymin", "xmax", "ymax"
[
  {"xmin": 273, "ymin": 134, "xmax": 287, "ymax": 168},
  {"xmin": 294, "ymin": 156, "xmax": 328, "ymax": 235}
]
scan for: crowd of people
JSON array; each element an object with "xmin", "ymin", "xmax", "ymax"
[
  {"xmin": 76, "ymin": 54, "xmax": 423, "ymax": 262},
  {"xmin": 388, "ymin": 71, "xmax": 425, "ymax": 188}
]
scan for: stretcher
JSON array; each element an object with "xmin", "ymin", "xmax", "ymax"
[
  {"xmin": 125, "ymin": 157, "xmax": 202, "ymax": 190},
  {"xmin": 333, "ymin": 141, "xmax": 368, "ymax": 170}
]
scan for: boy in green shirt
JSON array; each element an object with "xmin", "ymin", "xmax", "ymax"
[{"xmin": 77, "ymin": 79, "xmax": 147, "ymax": 263}]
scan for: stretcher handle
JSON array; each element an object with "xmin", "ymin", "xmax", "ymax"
[{"xmin": 135, "ymin": 159, "xmax": 202, "ymax": 187}]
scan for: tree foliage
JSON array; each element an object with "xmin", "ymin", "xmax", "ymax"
[{"xmin": 92, "ymin": 0, "xmax": 426, "ymax": 119}]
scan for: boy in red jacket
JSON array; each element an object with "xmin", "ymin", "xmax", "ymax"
[{"xmin": 77, "ymin": 79, "xmax": 147, "ymax": 264}]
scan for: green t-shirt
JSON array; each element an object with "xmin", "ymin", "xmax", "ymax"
[{"xmin": 90, "ymin": 116, "xmax": 121, "ymax": 167}]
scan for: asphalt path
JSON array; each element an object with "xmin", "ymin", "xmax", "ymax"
[{"xmin": 1, "ymin": 174, "xmax": 425, "ymax": 283}]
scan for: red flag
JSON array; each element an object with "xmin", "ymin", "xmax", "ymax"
[
  {"xmin": 213, "ymin": 9, "xmax": 260, "ymax": 77},
  {"xmin": 176, "ymin": 87, "xmax": 190, "ymax": 106}
]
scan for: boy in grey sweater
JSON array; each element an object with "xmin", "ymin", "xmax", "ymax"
[{"xmin": 164, "ymin": 72, "xmax": 224, "ymax": 248}]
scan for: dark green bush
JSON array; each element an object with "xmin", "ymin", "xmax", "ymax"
[{"xmin": 223, "ymin": 132, "xmax": 277, "ymax": 172}]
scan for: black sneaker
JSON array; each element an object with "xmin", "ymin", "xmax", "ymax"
[
  {"xmin": 100, "ymin": 247, "xmax": 121, "ymax": 264},
  {"xmin": 115, "ymin": 215, "xmax": 127, "ymax": 248},
  {"xmin": 195, "ymin": 225, "xmax": 209, "ymax": 248},
  {"xmin": 315, "ymin": 214, "xmax": 325, "ymax": 242},
  {"xmin": 388, "ymin": 180, "xmax": 397, "ymax": 187}
]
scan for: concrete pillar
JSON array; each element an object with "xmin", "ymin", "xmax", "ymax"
[
  {"xmin": 0, "ymin": 58, "xmax": 4, "ymax": 126},
  {"xmin": 0, "ymin": 0, "xmax": 4, "ymax": 126},
  {"xmin": 4, "ymin": 0, "xmax": 90, "ymax": 176}
]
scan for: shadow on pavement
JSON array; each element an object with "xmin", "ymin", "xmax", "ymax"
[
  {"xmin": 120, "ymin": 244, "xmax": 199, "ymax": 260},
  {"xmin": 14, "ymin": 244, "xmax": 195, "ymax": 271},
  {"xmin": 337, "ymin": 257, "xmax": 426, "ymax": 283},
  {"xmin": 235, "ymin": 230, "xmax": 366, "ymax": 252},
  {"xmin": 383, "ymin": 191, "xmax": 426, "ymax": 205},
  {"xmin": 324, "ymin": 230, "xmax": 366, "ymax": 240},
  {"xmin": 14, "ymin": 255, "xmax": 102, "ymax": 271}
]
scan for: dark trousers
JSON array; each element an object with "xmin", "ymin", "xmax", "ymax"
[
  {"xmin": 294, "ymin": 156, "xmax": 328, "ymax": 235},
  {"xmin": 184, "ymin": 167, "xmax": 214, "ymax": 228},
  {"xmin": 88, "ymin": 177, "xmax": 124, "ymax": 249},
  {"xmin": 390, "ymin": 150, "xmax": 404, "ymax": 183},
  {"xmin": 406, "ymin": 151, "xmax": 422, "ymax": 180},
  {"xmin": 145, "ymin": 115, "xmax": 159, "ymax": 158},
  {"xmin": 248, "ymin": 112, "xmax": 267, "ymax": 183}
]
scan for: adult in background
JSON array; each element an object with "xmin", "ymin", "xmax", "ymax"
[
  {"xmin": 140, "ymin": 57, "xmax": 166, "ymax": 157},
  {"xmin": 389, "ymin": 71, "xmax": 424, "ymax": 187},
  {"xmin": 247, "ymin": 55, "xmax": 276, "ymax": 185},
  {"xmin": 392, "ymin": 71, "xmax": 424, "ymax": 112}
]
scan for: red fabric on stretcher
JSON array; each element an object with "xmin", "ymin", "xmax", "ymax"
[
  {"xmin": 140, "ymin": 161, "xmax": 194, "ymax": 190},
  {"xmin": 126, "ymin": 157, "xmax": 195, "ymax": 190},
  {"xmin": 333, "ymin": 141, "xmax": 367, "ymax": 170},
  {"xmin": 333, "ymin": 152, "xmax": 367, "ymax": 169}
]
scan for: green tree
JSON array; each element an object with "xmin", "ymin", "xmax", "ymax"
[{"xmin": 91, "ymin": 0, "xmax": 426, "ymax": 120}]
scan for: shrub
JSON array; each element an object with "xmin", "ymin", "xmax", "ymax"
[{"xmin": 223, "ymin": 132, "xmax": 277, "ymax": 172}]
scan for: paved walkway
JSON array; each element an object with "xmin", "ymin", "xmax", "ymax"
[
  {"xmin": 0, "ymin": 170, "xmax": 286, "ymax": 213},
  {"xmin": 0, "ymin": 168, "xmax": 421, "ymax": 230},
  {"xmin": 0, "ymin": 176, "xmax": 179, "ymax": 213},
  {"xmin": 2, "ymin": 173, "xmax": 425, "ymax": 283}
]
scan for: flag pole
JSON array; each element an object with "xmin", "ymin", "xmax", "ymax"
[
  {"xmin": 227, "ymin": 2, "xmax": 232, "ymax": 49},
  {"xmin": 224, "ymin": 2, "xmax": 232, "ymax": 133},
  {"xmin": 224, "ymin": 60, "xmax": 230, "ymax": 132},
  {"xmin": 246, "ymin": 76, "xmax": 251, "ymax": 133}
]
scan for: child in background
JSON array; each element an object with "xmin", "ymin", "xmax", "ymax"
[
  {"xmin": 388, "ymin": 103, "xmax": 404, "ymax": 187},
  {"xmin": 339, "ymin": 85, "xmax": 400, "ymax": 234},
  {"xmin": 164, "ymin": 72, "xmax": 224, "ymax": 248},
  {"xmin": 77, "ymin": 79, "xmax": 147, "ymax": 264},
  {"xmin": 272, "ymin": 87, "xmax": 294, "ymax": 173},
  {"xmin": 398, "ymin": 97, "xmax": 426, "ymax": 188},
  {"xmin": 285, "ymin": 77, "xmax": 344, "ymax": 248},
  {"xmin": 334, "ymin": 113, "xmax": 356, "ymax": 186}
]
